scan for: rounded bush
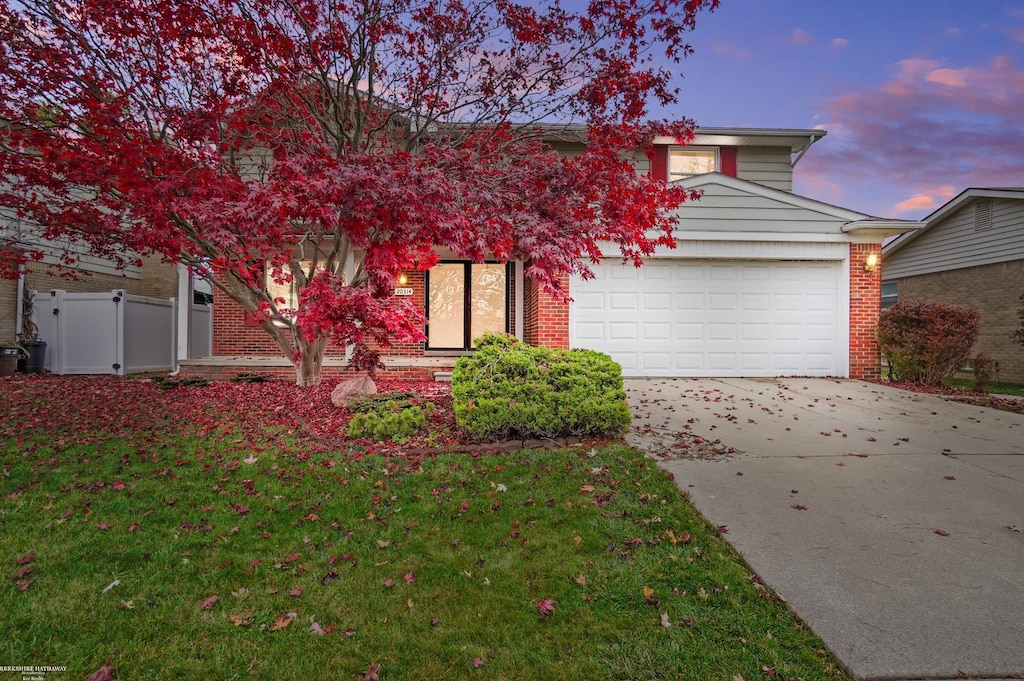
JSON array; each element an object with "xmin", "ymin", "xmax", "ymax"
[
  {"xmin": 452, "ymin": 333, "xmax": 630, "ymax": 440},
  {"xmin": 877, "ymin": 300, "xmax": 980, "ymax": 385}
]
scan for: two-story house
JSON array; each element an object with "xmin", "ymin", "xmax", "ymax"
[{"xmin": 181, "ymin": 126, "xmax": 921, "ymax": 382}]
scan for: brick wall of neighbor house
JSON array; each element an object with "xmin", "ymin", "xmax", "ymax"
[
  {"xmin": 849, "ymin": 243, "xmax": 883, "ymax": 380},
  {"xmin": 23, "ymin": 258, "xmax": 179, "ymax": 299},
  {"xmin": 523, "ymin": 271, "xmax": 570, "ymax": 349},
  {"xmin": 895, "ymin": 260, "xmax": 1024, "ymax": 382},
  {"xmin": 0, "ymin": 259, "xmax": 180, "ymax": 344}
]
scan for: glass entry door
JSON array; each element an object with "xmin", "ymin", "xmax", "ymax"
[{"xmin": 427, "ymin": 262, "xmax": 507, "ymax": 350}]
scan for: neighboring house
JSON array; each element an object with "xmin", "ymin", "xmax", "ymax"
[
  {"xmin": 1, "ymin": 207, "xmax": 208, "ymax": 370},
  {"xmin": 0, "ymin": 214, "xmax": 177, "ymax": 343},
  {"xmin": 882, "ymin": 188, "xmax": 1024, "ymax": 382},
  {"xmin": 184, "ymin": 126, "xmax": 921, "ymax": 382}
]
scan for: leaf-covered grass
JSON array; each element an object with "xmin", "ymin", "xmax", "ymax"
[
  {"xmin": 0, "ymin": 376, "xmax": 849, "ymax": 680},
  {"xmin": 945, "ymin": 377, "xmax": 1024, "ymax": 397}
]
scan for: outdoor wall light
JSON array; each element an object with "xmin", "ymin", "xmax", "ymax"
[
  {"xmin": 863, "ymin": 253, "xmax": 879, "ymax": 272},
  {"xmin": 397, "ymin": 271, "xmax": 409, "ymax": 285}
]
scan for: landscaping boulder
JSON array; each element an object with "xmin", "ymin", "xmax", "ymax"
[{"xmin": 331, "ymin": 376, "xmax": 377, "ymax": 407}]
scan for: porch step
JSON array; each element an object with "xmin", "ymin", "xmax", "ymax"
[{"xmin": 433, "ymin": 371, "xmax": 453, "ymax": 382}]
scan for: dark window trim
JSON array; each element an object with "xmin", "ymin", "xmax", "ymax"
[{"xmin": 425, "ymin": 261, "xmax": 511, "ymax": 351}]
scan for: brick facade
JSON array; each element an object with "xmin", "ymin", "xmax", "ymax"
[
  {"xmin": 892, "ymin": 260, "xmax": 1024, "ymax": 382},
  {"xmin": 849, "ymin": 243, "xmax": 883, "ymax": 381},
  {"xmin": 523, "ymin": 271, "xmax": 570, "ymax": 349}
]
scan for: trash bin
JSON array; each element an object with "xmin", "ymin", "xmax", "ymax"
[
  {"xmin": 0, "ymin": 346, "xmax": 18, "ymax": 377},
  {"xmin": 20, "ymin": 341, "xmax": 46, "ymax": 374}
]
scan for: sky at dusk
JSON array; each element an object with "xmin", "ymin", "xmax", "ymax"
[{"xmin": 656, "ymin": 0, "xmax": 1024, "ymax": 219}]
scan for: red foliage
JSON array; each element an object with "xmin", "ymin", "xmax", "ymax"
[
  {"xmin": 876, "ymin": 301, "xmax": 980, "ymax": 386},
  {"xmin": 0, "ymin": 0, "xmax": 717, "ymax": 385},
  {"xmin": 0, "ymin": 375, "xmax": 459, "ymax": 465}
]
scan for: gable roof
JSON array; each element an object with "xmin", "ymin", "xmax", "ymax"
[
  {"xmin": 674, "ymin": 173, "xmax": 922, "ymax": 239},
  {"xmin": 883, "ymin": 187, "xmax": 1024, "ymax": 257}
]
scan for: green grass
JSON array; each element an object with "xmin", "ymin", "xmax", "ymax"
[
  {"xmin": 0, "ymin": 379, "xmax": 848, "ymax": 680},
  {"xmin": 945, "ymin": 377, "xmax": 1024, "ymax": 397}
]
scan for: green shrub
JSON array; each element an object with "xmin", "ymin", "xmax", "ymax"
[
  {"xmin": 452, "ymin": 333, "xmax": 631, "ymax": 440},
  {"xmin": 877, "ymin": 300, "xmax": 980, "ymax": 385},
  {"xmin": 347, "ymin": 393, "xmax": 431, "ymax": 442}
]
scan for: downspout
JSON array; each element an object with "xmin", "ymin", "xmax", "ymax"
[
  {"xmin": 790, "ymin": 134, "xmax": 820, "ymax": 168},
  {"xmin": 14, "ymin": 215, "xmax": 25, "ymax": 339}
]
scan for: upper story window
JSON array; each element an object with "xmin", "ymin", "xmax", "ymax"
[{"xmin": 669, "ymin": 148, "xmax": 718, "ymax": 180}]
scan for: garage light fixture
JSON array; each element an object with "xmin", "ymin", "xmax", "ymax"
[
  {"xmin": 397, "ymin": 271, "xmax": 408, "ymax": 285},
  {"xmin": 863, "ymin": 253, "xmax": 879, "ymax": 273}
]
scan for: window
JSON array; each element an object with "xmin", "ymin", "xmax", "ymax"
[
  {"xmin": 426, "ymin": 262, "xmax": 508, "ymax": 350},
  {"xmin": 881, "ymin": 281, "xmax": 898, "ymax": 310},
  {"xmin": 266, "ymin": 261, "xmax": 331, "ymax": 314},
  {"xmin": 669, "ymin": 148, "xmax": 718, "ymax": 180}
]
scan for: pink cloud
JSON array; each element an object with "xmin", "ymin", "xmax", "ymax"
[
  {"xmin": 892, "ymin": 186, "xmax": 957, "ymax": 215},
  {"xmin": 926, "ymin": 68, "xmax": 968, "ymax": 87},
  {"xmin": 784, "ymin": 28, "xmax": 812, "ymax": 46},
  {"xmin": 946, "ymin": 27, "xmax": 963, "ymax": 38},
  {"xmin": 713, "ymin": 42, "xmax": 753, "ymax": 61},
  {"xmin": 830, "ymin": 38, "xmax": 849, "ymax": 49},
  {"xmin": 801, "ymin": 56, "xmax": 1024, "ymax": 218}
]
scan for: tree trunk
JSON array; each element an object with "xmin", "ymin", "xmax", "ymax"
[{"xmin": 295, "ymin": 336, "xmax": 329, "ymax": 387}]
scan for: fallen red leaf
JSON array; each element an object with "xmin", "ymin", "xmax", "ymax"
[
  {"xmin": 14, "ymin": 554, "xmax": 34, "ymax": 565},
  {"xmin": 269, "ymin": 612, "xmax": 296, "ymax": 631},
  {"xmin": 791, "ymin": 504, "xmax": 808, "ymax": 511},
  {"xmin": 934, "ymin": 529, "xmax": 950, "ymax": 537},
  {"xmin": 404, "ymin": 572, "xmax": 415, "ymax": 584},
  {"xmin": 11, "ymin": 566, "xmax": 33, "ymax": 580},
  {"xmin": 200, "ymin": 595, "xmax": 220, "ymax": 610},
  {"xmin": 87, "ymin": 664, "xmax": 114, "ymax": 681},
  {"xmin": 537, "ymin": 599, "xmax": 556, "ymax": 616}
]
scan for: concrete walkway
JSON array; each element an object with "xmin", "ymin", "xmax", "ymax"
[{"xmin": 626, "ymin": 378, "xmax": 1024, "ymax": 681}]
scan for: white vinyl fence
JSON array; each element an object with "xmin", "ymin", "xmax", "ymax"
[
  {"xmin": 190, "ymin": 303, "xmax": 212, "ymax": 358},
  {"xmin": 31, "ymin": 289, "xmax": 209, "ymax": 375}
]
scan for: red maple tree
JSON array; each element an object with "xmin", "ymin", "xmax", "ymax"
[{"xmin": 0, "ymin": 0, "xmax": 715, "ymax": 386}]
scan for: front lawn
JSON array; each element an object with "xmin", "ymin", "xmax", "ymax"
[{"xmin": 1, "ymin": 376, "xmax": 848, "ymax": 680}]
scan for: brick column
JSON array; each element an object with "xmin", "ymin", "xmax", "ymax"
[
  {"xmin": 849, "ymin": 243, "xmax": 882, "ymax": 380},
  {"xmin": 523, "ymin": 272, "xmax": 570, "ymax": 349}
]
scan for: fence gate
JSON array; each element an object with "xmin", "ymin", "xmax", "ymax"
[{"xmin": 33, "ymin": 289, "xmax": 177, "ymax": 375}]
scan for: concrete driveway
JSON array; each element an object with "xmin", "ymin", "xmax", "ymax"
[{"xmin": 626, "ymin": 378, "xmax": 1024, "ymax": 681}]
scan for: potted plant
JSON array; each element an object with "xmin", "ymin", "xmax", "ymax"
[{"xmin": 17, "ymin": 289, "xmax": 46, "ymax": 374}]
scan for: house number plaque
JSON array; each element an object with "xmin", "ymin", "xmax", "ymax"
[{"xmin": 393, "ymin": 287, "xmax": 414, "ymax": 296}]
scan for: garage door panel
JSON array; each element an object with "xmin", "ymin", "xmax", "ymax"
[
  {"xmin": 643, "ymin": 292, "xmax": 672, "ymax": 309},
  {"xmin": 643, "ymin": 322, "xmax": 671, "ymax": 340},
  {"xmin": 609, "ymin": 292, "xmax": 638, "ymax": 309},
  {"xmin": 570, "ymin": 259, "xmax": 842, "ymax": 377},
  {"xmin": 609, "ymin": 322, "xmax": 638, "ymax": 340}
]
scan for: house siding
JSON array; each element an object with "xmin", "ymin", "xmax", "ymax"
[
  {"xmin": 890, "ymin": 260, "xmax": 1024, "ymax": 382},
  {"xmin": 670, "ymin": 183, "xmax": 850, "ymax": 233},
  {"xmin": 736, "ymin": 147, "xmax": 793, "ymax": 192},
  {"xmin": 884, "ymin": 198, "xmax": 1024, "ymax": 279}
]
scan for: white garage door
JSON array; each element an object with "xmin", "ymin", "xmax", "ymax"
[{"xmin": 570, "ymin": 260, "xmax": 843, "ymax": 377}]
